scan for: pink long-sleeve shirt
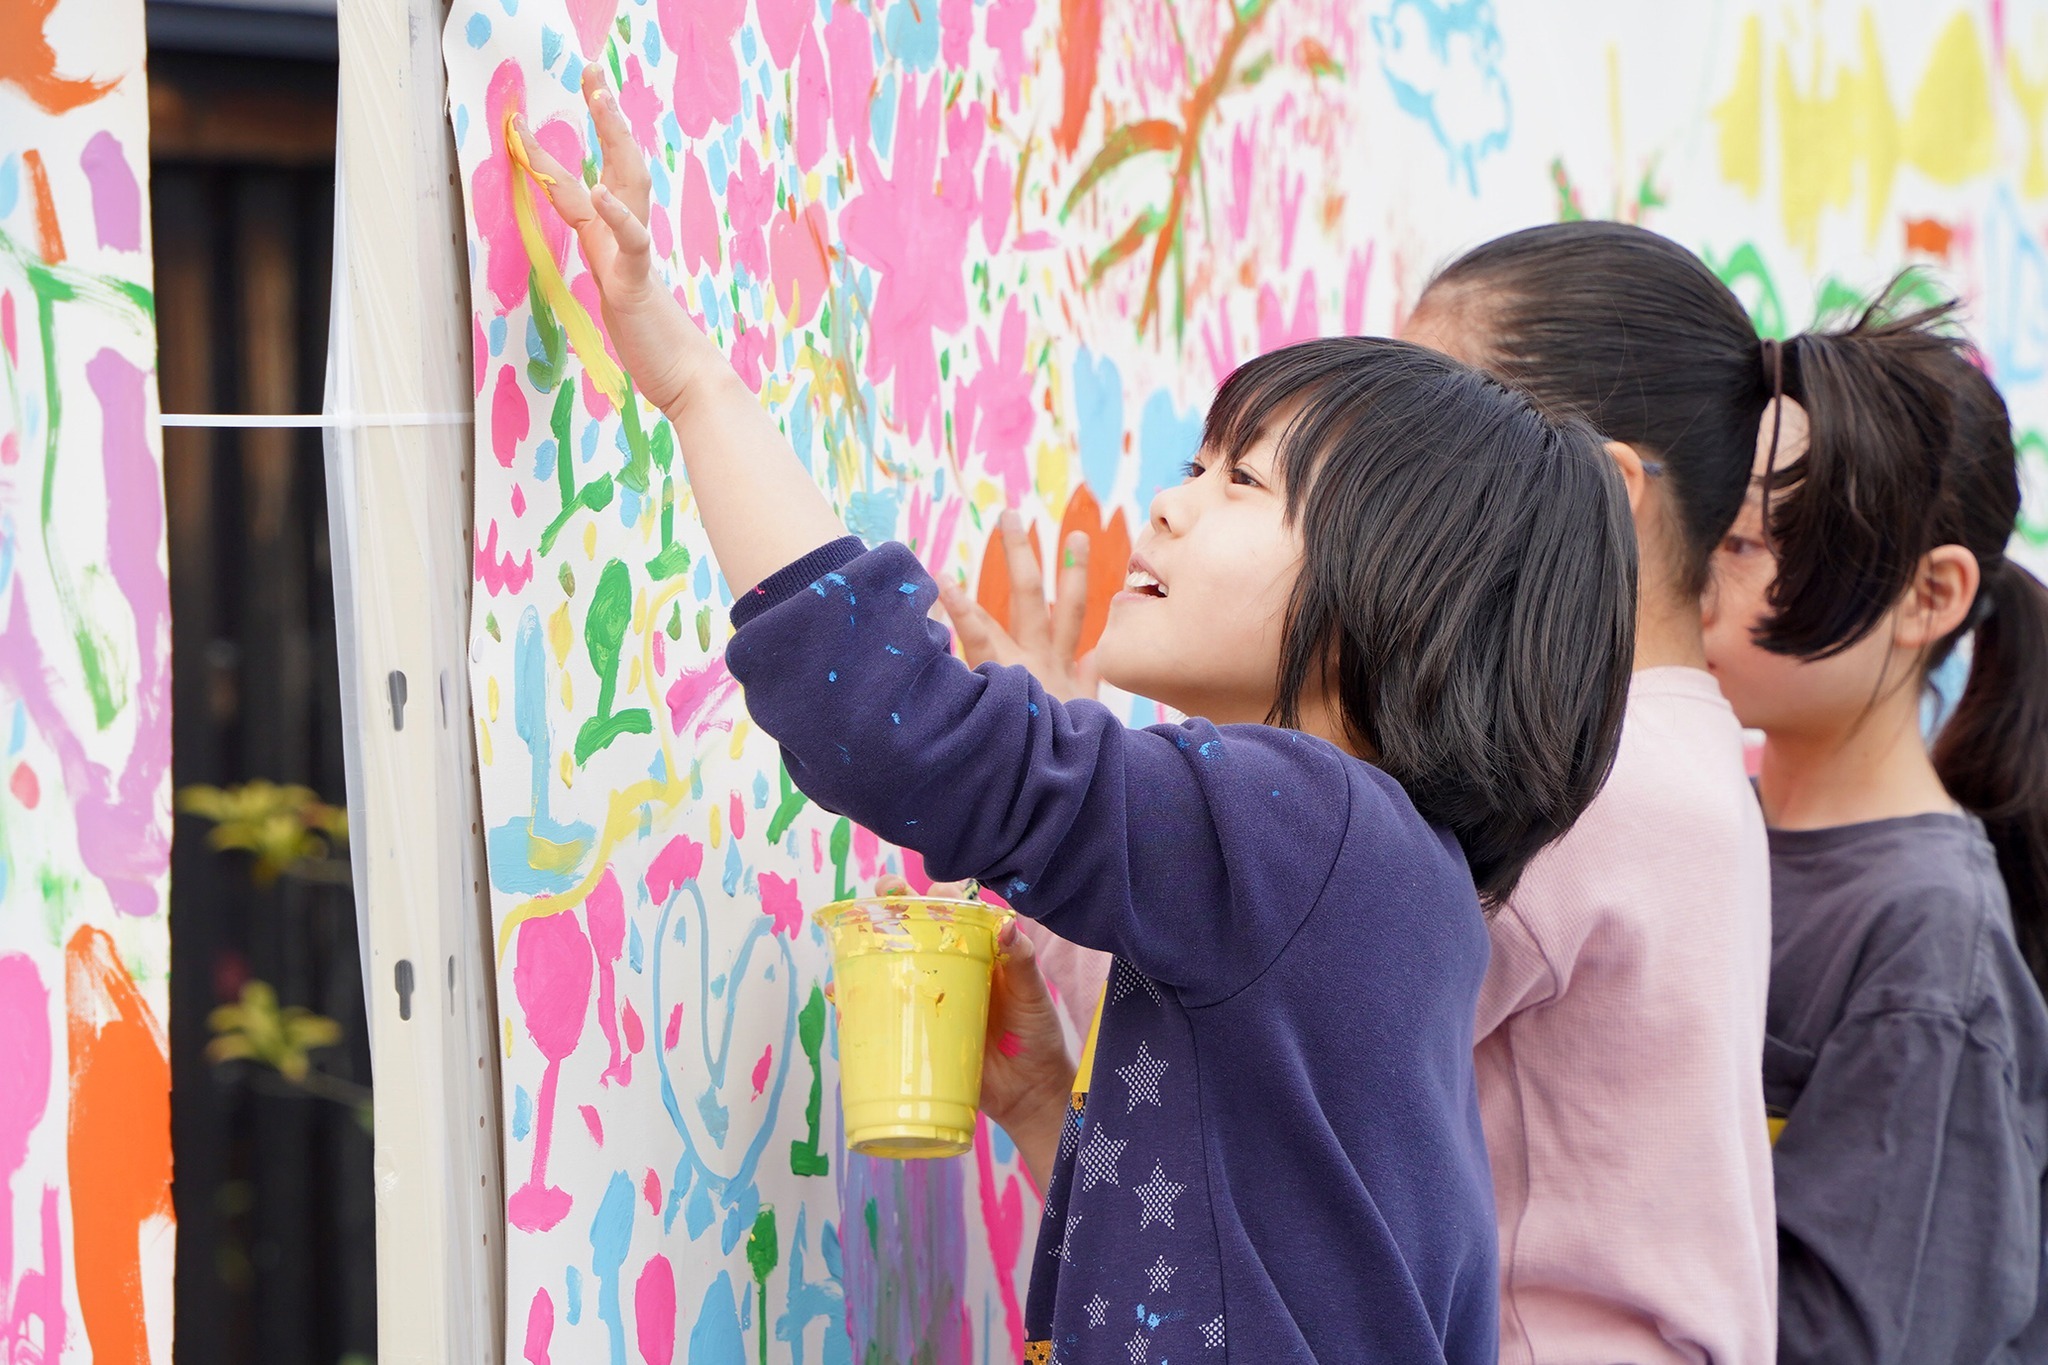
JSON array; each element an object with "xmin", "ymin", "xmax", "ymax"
[{"xmin": 1478, "ymin": 667, "xmax": 1777, "ymax": 1364}]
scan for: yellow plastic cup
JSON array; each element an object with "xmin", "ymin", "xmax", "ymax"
[{"xmin": 817, "ymin": 896, "xmax": 1010, "ymax": 1159}]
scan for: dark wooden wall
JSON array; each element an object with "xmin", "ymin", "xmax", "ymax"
[{"xmin": 150, "ymin": 40, "xmax": 378, "ymax": 1365}]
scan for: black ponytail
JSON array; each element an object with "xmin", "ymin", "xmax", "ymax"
[
  {"xmin": 1753, "ymin": 288, "xmax": 1962, "ymax": 658},
  {"xmin": 1923, "ymin": 358, "xmax": 2048, "ymax": 993},
  {"xmin": 1417, "ymin": 221, "xmax": 1771, "ymax": 596}
]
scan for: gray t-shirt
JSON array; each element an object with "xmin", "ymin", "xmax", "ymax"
[{"xmin": 1768, "ymin": 813, "xmax": 2048, "ymax": 1364}]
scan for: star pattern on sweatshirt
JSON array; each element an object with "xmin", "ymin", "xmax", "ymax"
[
  {"xmin": 1146, "ymin": 1254, "xmax": 1177, "ymax": 1294},
  {"xmin": 1133, "ymin": 1162, "xmax": 1186, "ymax": 1230},
  {"xmin": 1076, "ymin": 1124, "xmax": 1126, "ymax": 1191},
  {"xmin": 1052, "ymin": 1209, "xmax": 1084, "ymax": 1263},
  {"xmin": 1116, "ymin": 1040, "xmax": 1169, "ymax": 1111},
  {"xmin": 1110, "ymin": 957, "xmax": 1163, "ymax": 1006},
  {"xmin": 1126, "ymin": 1328, "xmax": 1150, "ymax": 1364},
  {"xmin": 1086, "ymin": 1295, "xmax": 1109, "ymax": 1329},
  {"xmin": 1202, "ymin": 1314, "xmax": 1225, "ymax": 1349}
]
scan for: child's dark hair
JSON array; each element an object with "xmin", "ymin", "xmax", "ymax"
[
  {"xmin": 1764, "ymin": 289, "xmax": 2048, "ymax": 989},
  {"xmin": 1416, "ymin": 221, "xmax": 1771, "ymax": 598},
  {"xmin": 1204, "ymin": 337, "xmax": 1638, "ymax": 908}
]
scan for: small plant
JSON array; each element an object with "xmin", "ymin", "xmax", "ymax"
[
  {"xmin": 179, "ymin": 780, "xmax": 351, "ymax": 886},
  {"xmin": 181, "ymin": 780, "xmax": 367, "ymax": 1127}
]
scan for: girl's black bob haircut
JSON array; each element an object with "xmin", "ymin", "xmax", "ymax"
[{"xmin": 1206, "ymin": 336, "xmax": 1637, "ymax": 909}]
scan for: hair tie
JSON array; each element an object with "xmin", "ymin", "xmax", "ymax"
[{"xmin": 1758, "ymin": 337, "xmax": 1788, "ymax": 550}]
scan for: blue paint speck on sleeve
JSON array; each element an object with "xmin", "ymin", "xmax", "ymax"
[
  {"xmin": 885, "ymin": 644, "xmax": 904, "ymax": 655},
  {"xmin": 1028, "ymin": 701, "xmax": 1040, "ymax": 716},
  {"xmin": 1199, "ymin": 740, "xmax": 1222, "ymax": 759},
  {"xmin": 899, "ymin": 581, "xmax": 919, "ymax": 595},
  {"xmin": 891, "ymin": 713, "xmax": 901, "ymax": 725},
  {"xmin": 827, "ymin": 670, "xmax": 837, "ymax": 682}
]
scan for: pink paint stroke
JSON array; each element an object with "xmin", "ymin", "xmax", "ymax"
[
  {"xmin": 507, "ymin": 910, "xmax": 593, "ymax": 1233},
  {"xmin": 0, "ymin": 953, "xmax": 52, "ymax": 1300},
  {"xmin": 953, "ymin": 295, "xmax": 1034, "ymax": 504},
  {"xmin": 475, "ymin": 519, "xmax": 535, "ymax": 595},
  {"xmin": 750, "ymin": 1044, "xmax": 773, "ymax": 1099},
  {"xmin": 491, "ymin": 364, "xmax": 528, "ymax": 467},
  {"xmin": 579, "ymin": 1103, "xmax": 604, "ymax": 1146},
  {"xmin": 840, "ymin": 75, "xmax": 977, "ymax": 445},
  {"xmin": 661, "ymin": 0, "xmax": 743, "ymax": 138},
  {"xmin": 0, "ymin": 352, "xmax": 174, "ymax": 920},
  {"xmin": 523, "ymin": 1288, "xmax": 555, "ymax": 1365},
  {"xmin": 824, "ymin": 3, "xmax": 874, "ymax": 149},
  {"xmin": 565, "ymin": 0, "xmax": 618, "ymax": 58},
  {"xmin": 588, "ymin": 869, "xmax": 632, "ymax": 1088},
  {"xmin": 634, "ymin": 1254, "xmax": 677, "ymax": 1365},
  {"xmin": 794, "ymin": 24, "xmax": 832, "ymax": 170},
  {"xmin": 757, "ymin": 871, "xmax": 803, "ymax": 939},
  {"xmin": 972, "ymin": 1115, "xmax": 1028, "ymax": 1360},
  {"xmin": 664, "ymin": 657, "xmax": 740, "ymax": 737},
  {"xmin": 645, "ymin": 834, "xmax": 705, "ymax": 903},
  {"xmin": 79, "ymin": 131, "xmax": 141, "ymax": 252}
]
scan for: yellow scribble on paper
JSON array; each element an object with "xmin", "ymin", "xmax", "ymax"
[
  {"xmin": 583, "ymin": 520, "xmax": 598, "ymax": 560},
  {"xmin": 1904, "ymin": 12, "xmax": 1994, "ymax": 185},
  {"xmin": 1716, "ymin": 9, "xmax": 2001, "ymax": 259},
  {"xmin": 709, "ymin": 803, "xmax": 724, "ymax": 848},
  {"xmin": 1776, "ymin": 10, "xmax": 1898, "ymax": 256},
  {"xmin": 559, "ymin": 670, "xmax": 574, "ymax": 710},
  {"xmin": 559, "ymin": 750, "xmax": 574, "ymax": 788},
  {"xmin": 487, "ymin": 675, "xmax": 501, "ymax": 722},
  {"xmin": 1714, "ymin": 13, "xmax": 1764, "ymax": 198},
  {"xmin": 547, "ymin": 603, "xmax": 573, "ymax": 665},
  {"xmin": 479, "ymin": 723, "xmax": 493, "ymax": 767},
  {"xmin": 1035, "ymin": 439, "xmax": 1071, "ymax": 519},
  {"xmin": 505, "ymin": 113, "xmax": 628, "ymax": 405},
  {"xmin": 527, "ymin": 832, "xmax": 583, "ymax": 872},
  {"xmin": 504, "ymin": 1016, "xmax": 515, "ymax": 1059},
  {"xmin": 627, "ymin": 657, "xmax": 642, "ymax": 694},
  {"xmin": 731, "ymin": 717, "xmax": 751, "ymax": 760},
  {"xmin": 2011, "ymin": 47, "xmax": 2048, "ymax": 198}
]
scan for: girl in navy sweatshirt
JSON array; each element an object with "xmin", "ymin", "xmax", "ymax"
[{"xmin": 523, "ymin": 68, "xmax": 1637, "ymax": 1364}]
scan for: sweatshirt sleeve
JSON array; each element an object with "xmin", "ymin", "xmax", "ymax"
[
  {"xmin": 725, "ymin": 539, "xmax": 1357, "ymax": 1005},
  {"xmin": 1773, "ymin": 1005, "xmax": 2043, "ymax": 1364}
]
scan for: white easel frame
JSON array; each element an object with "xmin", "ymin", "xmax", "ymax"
[{"xmin": 324, "ymin": 0, "xmax": 502, "ymax": 1358}]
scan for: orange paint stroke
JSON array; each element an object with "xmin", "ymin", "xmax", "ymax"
[
  {"xmin": 1904, "ymin": 216, "xmax": 1956, "ymax": 261},
  {"xmin": 1053, "ymin": 0, "xmax": 1101, "ymax": 157},
  {"xmin": 0, "ymin": 0, "xmax": 116, "ymax": 114},
  {"xmin": 23, "ymin": 151, "xmax": 66, "ymax": 266},
  {"xmin": 973, "ymin": 485, "xmax": 1131, "ymax": 655},
  {"xmin": 66, "ymin": 925, "xmax": 172, "ymax": 1365}
]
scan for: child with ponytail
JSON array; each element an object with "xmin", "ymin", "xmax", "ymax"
[{"xmin": 1704, "ymin": 289, "xmax": 2048, "ymax": 1363}]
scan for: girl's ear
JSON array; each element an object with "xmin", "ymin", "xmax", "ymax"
[
  {"xmin": 1604, "ymin": 440, "xmax": 1649, "ymax": 515},
  {"xmin": 1895, "ymin": 544, "xmax": 1982, "ymax": 651}
]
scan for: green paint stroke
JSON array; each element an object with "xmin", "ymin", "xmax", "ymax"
[
  {"xmin": 789, "ymin": 985, "xmax": 830, "ymax": 1178},
  {"xmin": 745, "ymin": 1206, "xmax": 779, "ymax": 1365},
  {"xmin": 646, "ymin": 475, "xmax": 691, "ymax": 580},
  {"xmin": 540, "ymin": 383, "xmax": 614, "ymax": 555},
  {"xmin": 618, "ymin": 382, "xmax": 653, "ymax": 493},
  {"xmin": 526, "ymin": 266, "xmax": 567, "ymax": 391},
  {"xmin": 829, "ymin": 817, "xmax": 853, "ymax": 901},
  {"xmin": 573, "ymin": 559, "xmax": 652, "ymax": 764},
  {"xmin": 765, "ymin": 763, "xmax": 809, "ymax": 844}
]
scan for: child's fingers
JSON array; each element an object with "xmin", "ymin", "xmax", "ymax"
[
  {"xmin": 1051, "ymin": 531, "xmax": 1090, "ymax": 665},
  {"xmin": 938, "ymin": 579, "xmax": 1020, "ymax": 669},
  {"xmin": 874, "ymin": 874, "xmax": 911, "ymax": 897},
  {"xmin": 582, "ymin": 66, "xmax": 653, "ymax": 225},
  {"xmin": 591, "ymin": 185, "xmax": 653, "ymax": 273},
  {"xmin": 513, "ymin": 117, "xmax": 598, "ymax": 232},
  {"xmin": 1000, "ymin": 511, "xmax": 1053, "ymax": 654}
]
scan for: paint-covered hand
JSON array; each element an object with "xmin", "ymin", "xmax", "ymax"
[
  {"xmin": 515, "ymin": 65, "xmax": 705, "ymax": 416},
  {"xmin": 937, "ymin": 510, "xmax": 1103, "ymax": 704}
]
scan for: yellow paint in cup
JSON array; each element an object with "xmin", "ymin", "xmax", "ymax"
[{"xmin": 817, "ymin": 896, "xmax": 1009, "ymax": 1159}]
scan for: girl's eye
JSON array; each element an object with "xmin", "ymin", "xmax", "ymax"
[
  {"xmin": 1719, "ymin": 534, "xmax": 1766, "ymax": 558},
  {"xmin": 1181, "ymin": 459, "xmax": 1206, "ymax": 481},
  {"xmin": 1231, "ymin": 465, "xmax": 1263, "ymax": 489}
]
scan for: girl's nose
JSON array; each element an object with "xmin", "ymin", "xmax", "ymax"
[{"xmin": 1149, "ymin": 479, "xmax": 1191, "ymax": 537}]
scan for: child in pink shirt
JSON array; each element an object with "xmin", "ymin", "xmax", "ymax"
[{"xmin": 1405, "ymin": 223, "xmax": 1784, "ymax": 1362}]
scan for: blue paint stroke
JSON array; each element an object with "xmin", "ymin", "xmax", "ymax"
[
  {"xmin": 590, "ymin": 1172, "xmax": 635, "ymax": 1365},
  {"xmin": 1136, "ymin": 388, "xmax": 1202, "ymax": 512},
  {"xmin": 689, "ymin": 1271, "xmax": 746, "ymax": 1362},
  {"xmin": 1371, "ymin": 0, "xmax": 1512, "ymax": 194},
  {"xmin": 1074, "ymin": 348, "xmax": 1124, "ymax": 498},
  {"xmin": 486, "ymin": 607, "xmax": 595, "ymax": 894},
  {"xmin": 776, "ymin": 1206, "xmax": 851, "ymax": 1365},
  {"xmin": 1983, "ymin": 185, "xmax": 2048, "ymax": 386}
]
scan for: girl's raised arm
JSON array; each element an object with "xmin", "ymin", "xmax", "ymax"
[{"xmin": 516, "ymin": 66, "xmax": 846, "ymax": 596}]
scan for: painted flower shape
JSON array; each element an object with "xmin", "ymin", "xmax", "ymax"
[
  {"xmin": 470, "ymin": 59, "xmax": 584, "ymax": 316},
  {"xmin": 660, "ymin": 0, "xmax": 744, "ymax": 139}
]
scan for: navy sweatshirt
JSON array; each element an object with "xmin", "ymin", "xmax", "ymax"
[{"xmin": 729, "ymin": 539, "xmax": 1499, "ymax": 1364}]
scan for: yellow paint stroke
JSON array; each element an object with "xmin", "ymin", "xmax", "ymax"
[
  {"xmin": 1714, "ymin": 13, "xmax": 1764, "ymax": 197},
  {"xmin": 709, "ymin": 802, "xmax": 724, "ymax": 848},
  {"xmin": 479, "ymin": 723, "xmax": 493, "ymax": 767},
  {"xmin": 1034, "ymin": 439, "xmax": 1071, "ymax": 519},
  {"xmin": 547, "ymin": 603, "xmax": 573, "ymax": 664},
  {"xmin": 583, "ymin": 519, "xmax": 598, "ymax": 560},
  {"xmin": 559, "ymin": 670, "xmax": 574, "ymax": 711},
  {"xmin": 1776, "ymin": 10, "xmax": 1898, "ymax": 255},
  {"xmin": 730, "ymin": 717, "xmax": 751, "ymax": 760},
  {"xmin": 2011, "ymin": 47, "xmax": 2048, "ymax": 197},
  {"xmin": 497, "ymin": 576, "xmax": 697, "ymax": 960},
  {"xmin": 1607, "ymin": 43, "xmax": 1624, "ymax": 198},
  {"xmin": 528, "ymin": 831, "xmax": 584, "ymax": 872},
  {"xmin": 1717, "ymin": 9, "xmax": 2001, "ymax": 259},
  {"xmin": 488, "ymin": 676, "xmax": 501, "ymax": 722},
  {"xmin": 506, "ymin": 114, "xmax": 628, "ymax": 406},
  {"xmin": 1904, "ymin": 12, "xmax": 1995, "ymax": 185}
]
